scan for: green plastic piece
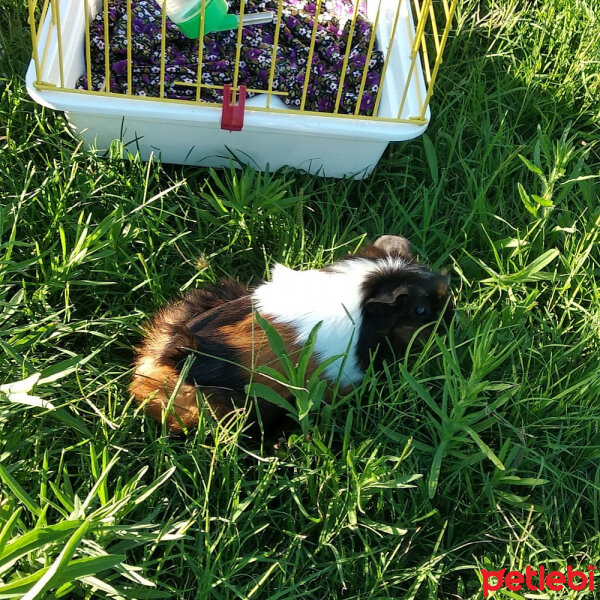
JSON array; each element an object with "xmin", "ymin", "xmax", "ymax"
[{"xmin": 176, "ymin": 0, "xmax": 240, "ymax": 37}]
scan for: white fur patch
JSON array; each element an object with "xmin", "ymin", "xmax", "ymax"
[{"xmin": 252, "ymin": 257, "xmax": 412, "ymax": 385}]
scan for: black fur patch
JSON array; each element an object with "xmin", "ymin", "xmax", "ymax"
[
  {"xmin": 179, "ymin": 279, "xmax": 249, "ymax": 317},
  {"xmin": 186, "ymin": 339, "xmax": 248, "ymax": 390},
  {"xmin": 185, "ymin": 295, "xmax": 253, "ymax": 390},
  {"xmin": 356, "ymin": 268, "xmax": 453, "ymax": 370}
]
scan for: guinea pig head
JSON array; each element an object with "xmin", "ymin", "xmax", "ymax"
[{"xmin": 355, "ymin": 237, "xmax": 454, "ymax": 370}]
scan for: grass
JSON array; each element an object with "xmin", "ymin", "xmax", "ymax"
[{"xmin": 0, "ymin": 0, "xmax": 599, "ymax": 597}]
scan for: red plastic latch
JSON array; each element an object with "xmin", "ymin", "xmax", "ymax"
[{"xmin": 221, "ymin": 84, "xmax": 246, "ymax": 131}]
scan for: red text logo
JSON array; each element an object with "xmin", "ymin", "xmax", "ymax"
[{"xmin": 481, "ymin": 565, "xmax": 595, "ymax": 596}]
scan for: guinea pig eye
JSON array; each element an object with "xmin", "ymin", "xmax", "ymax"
[{"xmin": 414, "ymin": 306, "xmax": 428, "ymax": 317}]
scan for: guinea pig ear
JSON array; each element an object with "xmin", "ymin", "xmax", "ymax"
[
  {"xmin": 365, "ymin": 285, "xmax": 409, "ymax": 312},
  {"xmin": 372, "ymin": 235, "xmax": 414, "ymax": 260},
  {"xmin": 435, "ymin": 275, "xmax": 450, "ymax": 298}
]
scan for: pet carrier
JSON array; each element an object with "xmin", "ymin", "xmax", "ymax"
[{"xmin": 26, "ymin": 0, "xmax": 457, "ymax": 178}]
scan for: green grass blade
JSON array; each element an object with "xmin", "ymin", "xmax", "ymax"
[
  {"xmin": 21, "ymin": 520, "xmax": 91, "ymax": 600},
  {"xmin": 0, "ymin": 521, "xmax": 84, "ymax": 574},
  {"xmin": 0, "ymin": 464, "xmax": 41, "ymax": 517},
  {"xmin": 0, "ymin": 508, "xmax": 22, "ymax": 557},
  {"xmin": 0, "ymin": 554, "xmax": 126, "ymax": 597},
  {"xmin": 463, "ymin": 426, "xmax": 505, "ymax": 471}
]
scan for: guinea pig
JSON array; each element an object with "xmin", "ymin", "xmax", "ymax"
[{"xmin": 130, "ymin": 235, "xmax": 454, "ymax": 434}]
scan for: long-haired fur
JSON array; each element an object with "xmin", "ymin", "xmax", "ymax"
[{"xmin": 131, "ymin": 235, "xmax": 453, "ymax": 434}]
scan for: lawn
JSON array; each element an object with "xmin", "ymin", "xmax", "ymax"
[{"xmin": 0, "ymin": 0, "xmax": 599, "ymax": 597}]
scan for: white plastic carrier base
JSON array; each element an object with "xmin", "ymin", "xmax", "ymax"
[{"xmin": 26, "ymin": 0, "xmax": 429, "ymax": 179}]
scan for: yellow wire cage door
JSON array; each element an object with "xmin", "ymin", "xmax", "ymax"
[{"xmin": 27, "ymin": 0, "xmax": 457, "ymax": 178}]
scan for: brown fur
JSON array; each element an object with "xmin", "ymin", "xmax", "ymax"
[
  {"xmin": 131, "ymin": 360, "xmax": 200, "ymax": 431},
  {"xmin": 130, "ymin": 284, "xmax": 316, "ymax": 434},
  {"xmin": 217, "ymin": 313, "xmax": 318, "ymax": 397},
  {"xmin": 350, "ymin": 234, "xmax": 415, "ymax": 262}
]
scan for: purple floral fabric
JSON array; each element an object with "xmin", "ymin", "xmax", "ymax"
[{"xmin": 77, "ymin": 0, "xmax": 384, "ymax": 115}]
